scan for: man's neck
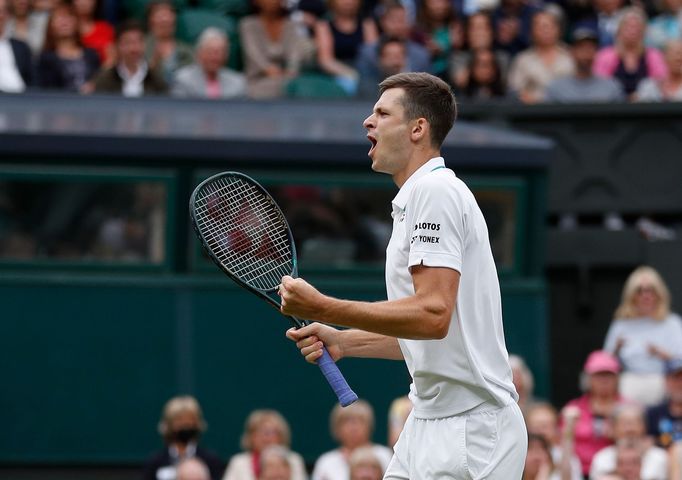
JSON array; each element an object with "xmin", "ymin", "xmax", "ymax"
[{"xmin": 393, "ymin": 149, "xmax": 441, "ymax": 188}]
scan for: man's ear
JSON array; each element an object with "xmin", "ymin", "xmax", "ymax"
[{"xmin": 410, "ymin": 118, "xmax": 428, "ymax": 142}]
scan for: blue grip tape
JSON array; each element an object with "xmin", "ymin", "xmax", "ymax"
[{"xmin": 317, "ymin": 348, "xmax": 358, "ymax": 407}]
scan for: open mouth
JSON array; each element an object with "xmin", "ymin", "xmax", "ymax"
[{"xmin": 367, "ymin": 134, "xmax": 377, "ymax": 156}]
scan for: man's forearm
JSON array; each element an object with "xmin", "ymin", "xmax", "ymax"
[{"xmin": 340, "ymin": 329, "xmax": 404, "ymax": 360}]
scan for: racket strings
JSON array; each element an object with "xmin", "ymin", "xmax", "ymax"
[{"xmin": 194, "ymin": 177, "xmax": 293, "ymax": 290}]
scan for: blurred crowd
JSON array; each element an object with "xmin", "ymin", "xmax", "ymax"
[
  {"xmin": 1, "ymin": 0, "xmax": 682, "ymax": 102},
  {"xmin": 144, "ymin": 265, "xmax": 682, "ymax": 480}
]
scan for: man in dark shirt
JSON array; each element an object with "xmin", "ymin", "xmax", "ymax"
[{"xmin": 646, "ymin": 357, "xmax": 682, "ymax": 449}]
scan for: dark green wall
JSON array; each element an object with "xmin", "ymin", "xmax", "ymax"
[{"xmin": 0, "ymin": 273, "xmax": 546, "ymax": 464}]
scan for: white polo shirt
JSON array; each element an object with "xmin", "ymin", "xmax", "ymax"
[{"xmin": 385, "ymin": 157, "xmax": 517, "ymax": 419}]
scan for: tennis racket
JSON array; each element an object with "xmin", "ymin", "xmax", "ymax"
[{"xmin": 190, "ymin": 171, "xmax": 358, "ymax": 407}]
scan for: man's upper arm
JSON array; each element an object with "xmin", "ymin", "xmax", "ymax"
[{"xmin": 410, "ymin": 264, "xmax": 460, "ymax": 319}]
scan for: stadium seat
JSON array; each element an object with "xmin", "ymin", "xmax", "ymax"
[
  {"xmin": 285, "ymin": 73, "xmax": 349, "ymax": 99},
  {"xmin": 195, "ymin": 0, "xmax": 250, "ymax": 17}
]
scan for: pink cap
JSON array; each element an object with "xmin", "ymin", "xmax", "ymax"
[{"xmin": 583, "ymin": 350, "xmax": 620, "ymax": 374}]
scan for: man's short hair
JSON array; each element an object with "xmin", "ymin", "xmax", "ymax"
[
  {"xmin": 379, "ymin": 72, "xmax": 457, "ymax": 148},
  {"xmin": 116, "ymin": 19, "xmax": 145, "ymax": 40},
  {"xmin": 378, "ymin": 36, "xmax": 406, "ymax": 57},
  {"xmin": 196, "ymin": 27, "xmax": 228, "ymax": 50}
]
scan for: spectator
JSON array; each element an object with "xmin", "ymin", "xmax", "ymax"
[
  {"xmin": 144, "ymin": 0, "xmax": 193, "ymax": 84},
  {"xmin": 636, "ymin": 39, "xmax": 682, "ymax": 101},
  {"xmin": 604, "ymin": 266, "xmax": 682, "ymax": 406},
  {"xmin": 172, "ymin": 27, "xmax": 246, "ymax": 99},
  {"xmin": 510, "ymin": 354, "xmax": 535, "ymax": 414},
  {"xmin": 312, "ymin": 400, "xmax": 392, "ymax": 480},
  {"xmin": 313, "ymin": 0, "xmax": 378, "ymax": 95},
  {"xmin": 545, "ymin": 23, "xmax": 624, "ymax": 102},
  {"xmin": 646, "ymin": 0, "xmax": 682, "ymax": 50},
  {"xmin": 5, "ymin": 0, "xmax": 47, "ymax": 53},
  {"xmin": 508, "ymin": 6, "xmax": 575, "ymax": 103},
  {"xmin": 461, "ymin": 47, "xmax": 506, "ymax": 99},
  {"xmin": 73, "ymin": 0, "xmax": 113, "ymax": 65},
  {"xmin": 386, "ymin": 395, "xmax": 411, "ymax": 448},
  {"xmin": 0, "ymin": 0, "xmax": 32, "ymax": 92},
  {"xmin": 525, "ymin": 402, "xmax": 583, "ymax": 480},
  {"xmin": 670, "ymin": 441, "xmax": 682, "ymax": 479},
  {"xmin": 143, "ymin": 395, "xmax": 226, "ymax": 480},
  {"xmin": 413, "ymin": 0, "xmax": 463, "ymax": 80},
  {"xmin": 94, "ymin": 20, "xmax": 168, "ymax": 96},
  {"xmin": 523, "ymin": 433, "xmax": 560, "ymax": 480},
  {"xmin": 258, "ymin": 446, "xmax": 293, "ymax": 480},
  {"xmin": 37, "ymin": 2, "xmax": 100, "ymax": 93},
  {"xmin": 355, "ymin": 4, "xmax": 430, "ymax": 80},
  {"xmin": 561, "ymin": 350, "xmax": 627, "ymax": 476},
  {"xmin": 449, "ymin": 12, "xmax": 510, "ymax": 92},
  {"xmin": 589, "ymin": 0, "xmax": 626, "ymax": 47},
  {"xmin": 357, "ymin": 36, "xmax": 407, "ymax": 98},
  {"xmin": 593, "ymin": 7, "xmax": 667, "ymax": 100},
  {"xmin": 491, "ymin": 0, "xmax": 539, "ymax": 56},
  {"xmin": 646, "ymin": 358, "xmax": 682, "ymax": 449},
  {"xmin": 223, "ymin": 409, "xmax": 306, "ymax": 480},
  {"xmin": 178, "ymin": 458, "xmax": 212, "ymax": 480},
  {"xmin": 239, "ymin": 0, "xmax": 305, "ymax": 99},
  {"xmin": 612, "ymin": 439, "xmax": 646, "ymax": 480},
  {"xmin": 348, "ymin": 447, "xmax": 384, "ymax": 480},
  {"xmin": 590, "ymin": 404, "xmax": 669, "ymax": 480}
]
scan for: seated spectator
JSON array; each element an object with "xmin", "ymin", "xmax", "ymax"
[
  {"xmin": 523, "ymin": 434, "xmax": 560, "ymax": 480},
  {"xmin": 604, "ymin": 266, "xmax": 682, "ymax": 406},
  {"xmin": 312, "ymin": 400, "xmax": 392, "ymax": 480},
  {"xmin": 449, "ymin": 12, "xmax": 510, "ymax": 92},
  {"xmin": 178, "ymin": 458, "xmax": 212, "ymax": 480},
  {"xmin": 223, "ymin": 409, "xmax": 306, "ymax": 480},
  {"xmin": 239, "ymin": 0, "xmax": 305, "ymax": 99},
  {"xmin": 670, "ymin": 441, "xmax": 682, "ymax": 479},
  {"xmin": 386, "ymin": 394, "xmax": 411, "ymax": 448},
  {"xmin": 145, "ymin": 0, "xmax": 193, "ymax": 84},
  {"xmin": 646, "ymin": 358, "xmax": 682, "ymax": 449},
  {"xmin": 258, "ymin": 446, "xmax": 293, "ymax": 480},
  {"xmin": 545, "ymin": 24, "xmax": 624, "ymax": 102},
  {"xmin": 313, "ymin": 0, "xmax": 378, "ymax": 95},
  {"xmin": 355, "ymin": 4, "xmax": 430, "ymax": 80},
  {"xmin": 509, "ymin": 354, "xmax": 535, "ymax": 414},
  {"xmin": 5, "ymin": 0, "xmax": 47, "ymax": 53},
  {"xmin": 491, "ymin": 0, "xmax": 539, "ymax": 56},
  {"xmin": 646, "ymin": 0, "xmax": 681, "ymax": 50},
  {"xmin": 290, "ymin": 0, "xmax": 325, "ymax": 68},
  {"xmin": 460, "ymin": 48, "xmax": 506, "ymax": 100},
  {"xmin": 357, "ymin": 36, "xmax": 407, "ymax": 98},
  {"xmin": 588, "ymin": 0, "xmax": 626, "ymax": 47},
  {"xmin": 143, "ymin": 395, "xmax": 226, "ymax": 480},
  {"xmin": 413, "ymin": 0, "xmax": 463, "ymax": 80},
  {"xmin": 172, "ymin": 27, "xmax": 246, "ymax": 99},
  {"xmin": 94, "ymin": 19, "xmax": 168, "ymax": 96},
  {"xmin": 636, "ymin": 39, "xmax": 682, "ymax": 101},
  {"xmin": 37, "ymin": 2, "xmax": 100, "ymax": 93},
  {"xmin": 73, "ymin": 0, "xmax": 113, "ymax": 65},
  {"xmin": 348, "ymin": 447, "xmax": 384, "ymax": 480},
  {"xmin": 590, "ymin": 404, "xmax": 669, "ymax": 480},
  {"xmin": 507, "ymin": 6, "xmax": 574, "ymax": 103},
  {"xmin": 593, "ymin": 7, "xmax": 667, "ymax": 100},
  {"xmin": 526, "ymin": 402, "xmax": 583, "ymax": 480},
  {"xmin": 611, "ymin": 439, "xmax": 646, "ymax": 480},
  {"xmin": 560, "ymin": 350, "xmax": 627, "ymax": 477},
  {"xmin": 0, "ymin": 0, "xmax": 32, "ymax": 92}
]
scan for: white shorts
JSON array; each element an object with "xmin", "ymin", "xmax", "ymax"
[{"xmin": 384, "ymin": 401, "xmax": 527, "ymax": 480}]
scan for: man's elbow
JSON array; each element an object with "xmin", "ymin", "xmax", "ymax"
[{"xmin": 424, "ymin": 304, "xmax": 452, "ymax": 339}]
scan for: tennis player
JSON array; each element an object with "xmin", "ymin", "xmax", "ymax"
[{"xmin": 281, "ymin": 72, "xmax": 527, "ymax": 479}]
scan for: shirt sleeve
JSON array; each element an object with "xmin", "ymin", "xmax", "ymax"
[{"xmin": 405, "ymin": 175, "xmax": 464, "ymax": 273}]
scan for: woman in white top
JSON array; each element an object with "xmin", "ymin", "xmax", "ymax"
[
  {"xmin": 523, "ymin": 434, "xmax": 563, "ymax": 480},
  {"xmin": 312, "ymin": 400, "xmax": 392, "ymax": 480},
  {"xmin": 604, "ymin": 266, "xmax": 682, "ymax": 406},
  {"xmin": 223, "ymin": 410, "xmax": 307, "ymax": 480},
  {"xmin": 636, "ymin": 39, "xmax": 682, "ymax": 101}
]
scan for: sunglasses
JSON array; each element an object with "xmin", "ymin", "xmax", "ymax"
[{"xmin": 635, "ymin": 285, "xmax": 656, "ymax": 294}]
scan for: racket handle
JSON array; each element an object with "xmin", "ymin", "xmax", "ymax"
[{"xmin": 317, "ymin": 347, "xmax": 358, "ymax": 407}]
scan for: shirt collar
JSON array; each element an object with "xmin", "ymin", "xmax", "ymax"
[{"xmin": 391, "ymin": 157, "xmax": 446, "ymax": 212}]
